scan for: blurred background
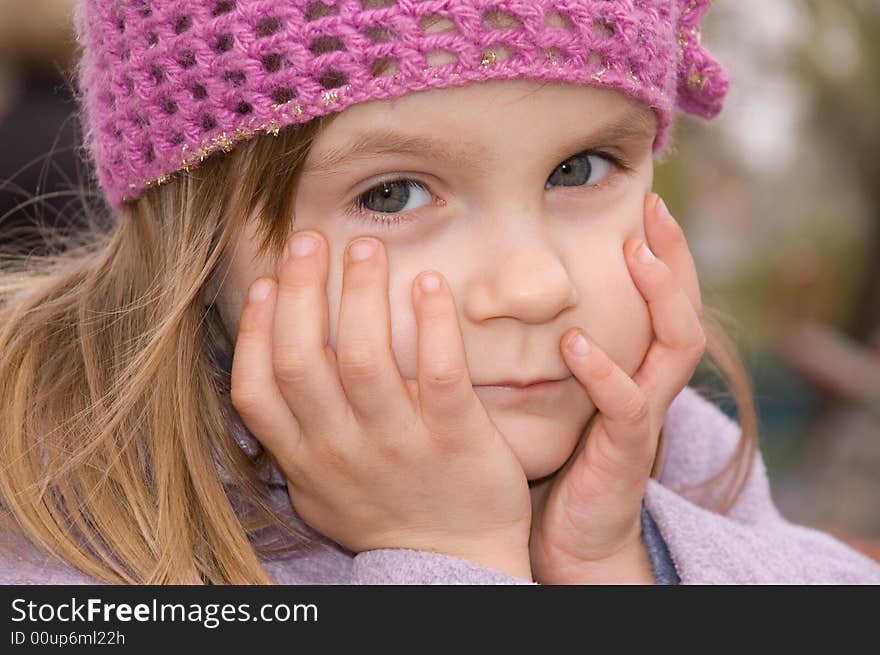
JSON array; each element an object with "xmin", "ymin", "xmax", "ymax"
[{"xmin": 1, "ymin": 1, "xmax": 878, "ymax": 561}]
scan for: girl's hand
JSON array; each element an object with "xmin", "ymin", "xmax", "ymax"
[
  {"xmin": 230, "ymin": 232, "xmax": 533, "ymax": 580},
  {"xmin": 529, "ymin": 194, "xmax": 706, "ymax": 584}
]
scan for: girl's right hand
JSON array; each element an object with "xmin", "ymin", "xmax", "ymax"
[{"xmin": 230, "ymin": 231, "xmax": 533, "ymax": 580}]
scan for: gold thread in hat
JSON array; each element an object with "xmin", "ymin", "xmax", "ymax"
[
  {"xmin": 687, "ymin": 69, "xmax": 707, "ymax": 90},
  {"xmin": 678, "ymin": 29, "xmax": 688, "ymax": 47},
  {"xmin": 592, "ymin": 61, "xmax": 611, "ymax": 81}
]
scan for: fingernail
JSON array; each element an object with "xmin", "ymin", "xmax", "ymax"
[
  {"xmin": 290, "ymin": 234, "xmax": 318, "ymax": 258},
  {"xmin": 637, "ymin": 241, "xmax": 656, "ymax": 264},
  {"xmin": 420, "ymin": 273, "xmax": 441, "ymax": 293},
  {"xmin": 349, "ymin": 238, "xmax": 377, "ymax": 262},
  {"xmin": 568, "ymin": 332, "xmax": 591, "ymax": 356},
  {"xmin": 249, "ymin": 279, "xmax": 271, "ymax": 303}
]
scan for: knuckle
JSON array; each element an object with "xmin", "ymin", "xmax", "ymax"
[
  {"xmin": 337, "ymin": 343, "xmax": 382, "ymax": 381},
  {"xmin": 309, "ymin": 437, "xmax": 349, "ymax": 473},
  {"xmin": 230, "ymin": 384, "xmax": 261, "ymax": 416},
  {"xmin": 279, "ymin": 269, "xmax": 316, "ymax": 291},
  {"xmin": 424, "ymin": 365, "xmax": 468, "ymax": 394},
  {"xmin": 417, "ymin": 290, "xmax": 450, "ymax": 321},
  {"xmin": 622, "ymin": 392, "xmax": 650, "ymax": 424},
  {"xmin": 587, "ymin": 436, "xmax": 627, "ymax": 488},
  {"xmin": 689, "ymin": 330, "xmax": 708, "ymax": 360},
  {"xmin": 273, "ymin": 345, "xmax": 314, "ymax": 385},
  {"xmin": 344, "ymin": 268, "xmax": 377, "ymax": 291},
  {"xmin": 420, "ymin": 301, "xmax": 447, "ymax": 322},
  {"xmin": 374, "ymin": 428, "xmax": 410, "ymax": 462},
  {"xmin": 590, "ymin": 354, "xmax": 616, "ymax": 383}
]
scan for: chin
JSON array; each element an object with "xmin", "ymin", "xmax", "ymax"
[{"xmin": 488, "ymin": 411, "xmax": 583, "ymax": 481}]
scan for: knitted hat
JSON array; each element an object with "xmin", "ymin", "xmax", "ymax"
[{"xmin": 73, "ymin": 0, "xmax": 728, "ymax": 210}]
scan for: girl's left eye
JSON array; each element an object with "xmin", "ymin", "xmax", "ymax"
[
  {"xmin": 347, "ymin": 150, "xmax": 623, "ymax": 228},
  {"xmin": 544, "ymin": 152, "xmax": 614, "ymax": 190}
]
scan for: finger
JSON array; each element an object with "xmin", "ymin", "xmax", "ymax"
[
  {"xmin": 625, "ymin": 237, "xmax": 707, "ymax": 411},
  {"xmin": 413, "ymin": 271, "xmax": 485, "ymax": 442},
  {"xmin": 272, "ymin": 231, "xmax": 351, "ymax": 437},
  {"xmin": 230, "ymin": 278, "xmax": 302, "ymax": 466},
  {"xmin": 643, "ymin": 193, "xmax": 703, "ymax": 319},
  {"xmin": 561, "ymin": 330, "xmax": 657, "ymax": 472},
  {"xmin": 336, "ymin": 237, "xmax": 412, "ymax": 431}
]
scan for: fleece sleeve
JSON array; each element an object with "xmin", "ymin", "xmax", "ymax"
[
  {"xmin": 350, "ymin": 506, "xmax": 678, "ymax": 585},
  {"xmin": 350, "ymin": 549, "xmax": 536, "ymax": 585},
  {"xmin": 0, "ymin": 529, "xmax": 99, "ymax": 585},
  {"xmin": 644, "ymin": 386, "xmax": 880, "ymax": 584}
]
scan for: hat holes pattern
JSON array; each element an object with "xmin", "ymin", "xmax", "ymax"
[
  {"xmin": 483, "ymin": 9, "xmax": 522, "ymax": 31},
  {"xmin": 89, "ymin": 0, "xmax": 712, "ymax": 205},
  {"xmin": 223, "ymin": 70, "xmax": 247, "ymax": 86},
  {"xmin": 261, "ymin": 54, "xmax": 284, "ymax": 73},
  {"xmin": 370, "ymin": 57, "xmax": 399, "ymax": 78},
  {"xmin": 256, "ymin": 17, "xmax": 283, "ymax": 38},
  {"xmin": 271, "ymin": 88, "xmax": 297, "ymax": 105},
  {"xmin": 178, "ymin": 51, "xmax": 196, "ymax": 69},
  {"xmin": 212, "ymin": 1, "xmax": 235, "ymax": 17},
  {"xmin": 361, "ymin": 0, "xmax": 397, "ymax": 9},
  {"xmin": 160, "ymin": 97, "xmax": 178, "ymax": 115},
  {"xmin": 214, "ymin": 34, "xmax": 234, "ymax": 53},
  {"xmin": 319, "ymin": 70, "xmax": 349, "ymax": 89},
  {"xmin": 545, "ymin": 11, "xmax": 575, "ymax": 30},
  {"xmin": 364, "ymin": 25, "xmax": 393, "ymax": 42},
  {"xmin": 309, "ymin": 35, "xmax": 346, "ymax": 55},
  {"xmin": 594, "ymin": 20, "xmax": 615, "ymax": 39},
  {"xmin": 305, "ymin": 2, "xmax": 339, "ymax": 21},
  {"xmin": 174, "ymin": 15, "xmax": 192, "ymax": 35}
]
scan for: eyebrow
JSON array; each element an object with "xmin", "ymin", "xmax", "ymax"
[{"xmin": 302, "ymin": 105, "xmax": 656, "ymax": 176}]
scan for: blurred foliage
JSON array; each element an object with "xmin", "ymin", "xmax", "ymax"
[{"xmin": 656, "ymin": 2, "xmax": 880, "ymax": 531}]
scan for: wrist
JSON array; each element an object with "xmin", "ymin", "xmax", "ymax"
[{"xmin": 540, "ymin": 537, "xmax": 655, "ymax": 585}]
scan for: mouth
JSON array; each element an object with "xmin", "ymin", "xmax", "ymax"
[{"xmin": 474, "ymin": 376, "xmax": 571, "ymax": 390}]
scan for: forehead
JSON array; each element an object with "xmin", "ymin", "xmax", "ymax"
[{"xmin": 303, "ymin": 80, "xmax": 656, "ymax": 174}]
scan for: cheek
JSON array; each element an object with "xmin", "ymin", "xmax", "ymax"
[{"xmin": 580, "ymin": 265, "xmax": 653, "ymax": 377}]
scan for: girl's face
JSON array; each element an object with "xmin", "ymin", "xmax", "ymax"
[{"xmin": 218, "ymin": 80, "xmax": 657, "ymax": 481}]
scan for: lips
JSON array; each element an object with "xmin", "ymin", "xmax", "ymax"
[{"xmin": 476, "ymin": 377, "xmax": 569, "ymax": 389}]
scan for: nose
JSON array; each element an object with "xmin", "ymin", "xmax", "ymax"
[{"xmin": 462, "ymin": 227, "xmax": 578, "ymax": 324}]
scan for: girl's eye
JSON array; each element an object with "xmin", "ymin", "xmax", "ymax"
[
  {"xmin": 349, "ymin": 179, "xmax": 434, "ymax": 227},
  {"xmin": 347, "ymin": 150, "xmax": 625, "ymax": 228},
  {"xmin": 544, "ymin": 152, "xmax": 614, "ymax": 190}
]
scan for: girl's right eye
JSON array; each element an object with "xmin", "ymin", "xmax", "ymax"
[
  {"xmin": 354, "ymin": 179, "xmax": 433, "ymax": 215},
  {"xmin": 346, "ymin": 178, "xmax": 439, "ymax": 229}
]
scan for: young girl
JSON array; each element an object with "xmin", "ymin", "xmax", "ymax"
[{"xmin": 1, "ymin": 0, "xmax": 877, "ymax": 585}]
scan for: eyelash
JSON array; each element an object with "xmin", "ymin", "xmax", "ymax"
[{"xmin": 345, "ymin": 149, "xmax": 632, "ymax": 229}]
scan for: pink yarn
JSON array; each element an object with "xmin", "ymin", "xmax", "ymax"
[{"xmin": 73, "ymin": 0, "xmax": 728, "ymax": 210}]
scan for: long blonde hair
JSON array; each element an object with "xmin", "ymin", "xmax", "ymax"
[{"xmin": 0, "ymin": 113, "xmax": 757, "ymax": 584}]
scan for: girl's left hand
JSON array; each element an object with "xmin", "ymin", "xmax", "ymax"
[{"xmin": 529, "ymin": 193, "xmax": 706, "ymax": 584}]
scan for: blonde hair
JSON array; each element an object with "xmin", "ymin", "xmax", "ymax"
[{"xmin": 0, "ymin": 113, "xmax": 757, "ymax": 584}]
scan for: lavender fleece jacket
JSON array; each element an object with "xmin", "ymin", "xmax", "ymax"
[{"xmin": 2, "ymin": 386, "xmax": 879, "ymax": 584}]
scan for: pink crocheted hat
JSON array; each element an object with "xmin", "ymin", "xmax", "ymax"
[{"xmin": 73, "ymin": 0, "xmax": 728, "ymax": 210}]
